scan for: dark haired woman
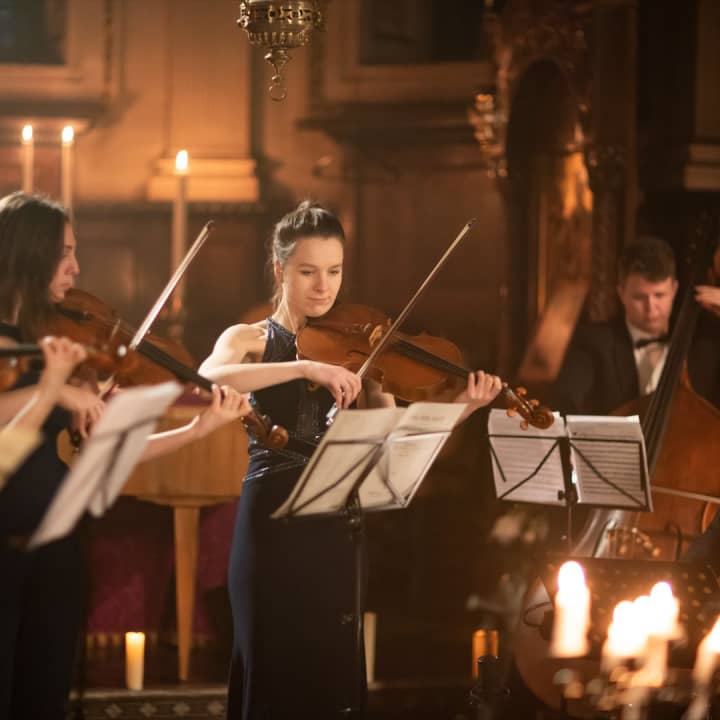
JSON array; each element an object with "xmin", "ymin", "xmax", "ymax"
[
  {"xmin": 200, "ymin": 201, "xmax": 501, "ymax": 719},
  {"xmin": 0, "ymin": 191, "xmax": 250, "ymax": 719}
]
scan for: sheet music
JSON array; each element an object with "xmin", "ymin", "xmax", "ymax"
[
  {"xmin": 29, "ymin": 382, "xmax": 182, "ymax": 549},
  {"xmin": 359, "ymin": 402, "xmax": 465, "ymax": 508},
  {"xmin": 272, "ymin": 407, "xmax": 404, "ymax": 517},
  {"xmin": 487, "ymin": 409, "xmax": 567, "ymax": 505},
  {"xmin": 566, "ymin": 415, "xmax": 650, "ymax": 509},
  {"xmin": 272, "ymin": 402, "xmax": 462, "ymax": 518}
]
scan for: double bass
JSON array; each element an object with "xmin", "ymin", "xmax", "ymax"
[{"xmin": 514, "ymin": 217, "xmax": 720, "ymax": 711}]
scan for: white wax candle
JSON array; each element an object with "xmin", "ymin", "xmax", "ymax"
[
  {"xmin": 21, "ymin": 125, "xmax": 33, "ymax": 193},
  {"xmin": 125, "ymin": 631, "xmax": 145, "ymax": 691},
  {"xmin": 550, "ymin": 561, "xmax": 590, "ymax": 657},
  {"xmin": 602, "ymin": 600, "xmax": 648, "ymax": 671},
  {"xmin": 364, "ymin": 611, "xmax": 377, "ymax": 684},
  {"xmin": 61, "ymin": 125, "xmax": 74, "ymax": 216},
  {"xmin": 634, "ymin": 582, "xmax": 679, "ymax": 688},
  {"xmin": 693, "ymin": 617, "xmax": 720, "ymax": 686},
  {"xmin": 648, "ymin": 582, "xmax": 679, "ymax": 638},
  {"xmin": 171, "ymin": 149, "xmax": 189, "ymax": 313}
]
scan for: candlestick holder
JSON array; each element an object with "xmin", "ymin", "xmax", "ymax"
[{"xmin": 470, "ymin": 652, "xmax": 509, "ymax": 720}]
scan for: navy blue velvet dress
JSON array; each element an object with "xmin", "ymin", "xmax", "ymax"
[
  {"xmin": 227, "ymin": 318, "xmax": 366, "ymax": 720},
  {"xmin": 0, "ymin": 322, "xmax": 84, "ymax": 720}
]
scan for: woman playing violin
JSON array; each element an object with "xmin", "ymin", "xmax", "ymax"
[
  {"xmin": 199, "ymin": 200, "xmax": 502, "ymax": 719},
  {"xmin": 0, "ymin": 336, "xmax": 86, "ymax": 490},
  {"xmin": 0, "ymin": 191, "xmax": 250, "ymax": 720}
]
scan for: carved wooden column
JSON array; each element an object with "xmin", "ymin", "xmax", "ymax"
[{"xmin": 585, "ymin": 0, "xmax": 637, "ymax": 321}]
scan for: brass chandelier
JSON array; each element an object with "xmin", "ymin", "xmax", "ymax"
[{"xmin": 237, "ymin": 1, "xmax": 328, "ymax": 101}]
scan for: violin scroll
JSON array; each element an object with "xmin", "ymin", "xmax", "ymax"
[
  {"xmin": 241, "ymin": 408, "xmax": 289, "ymax": 450},
  {"xmin": 502, "ymin": 385, "xmax": 554, "ymax": 430}
]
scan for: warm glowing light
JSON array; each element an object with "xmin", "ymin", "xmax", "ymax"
[
  {"xmin": 125, "ymin": 631, "xmax": 145, "ymax": 690},
  {"xmin": 175, "ymin": 149, "xmax": 189, "ymax": 174},
  {"xmin": 21, "ymin": 125, "xmax": 33, "ymax": 143},
  {"xmin": 551, "ymin": 561, "xmax": 590, "ymax": 657},
  {"xmin": 558, "ymin": 561, "xmax": 585, "ymax": 591},
  {"xmin": 61, "ymin": 125, "xmax": 74, "ymax": 145},
  {"xmin": 605, "ymin": 600, "xmax": 648, "ymax": 660},
  {"xmin": 648, "ymin": 582, "xmax": 679, "ymax": 638},
  {"xmin": 706, "ymin": 617, "xmax": 720, "ymax": 653}
]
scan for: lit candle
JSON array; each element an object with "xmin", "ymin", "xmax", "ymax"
[
  {"xmin": 125, "ymin": 631, "xmax": 145, "ymax": 691},
  {"xmin": 171, "ymin": 149, "xmax": 189, "ymax": 314},
  {"xmin": 61, "ymin": 125, "xmax": 74, "ymax": 216},
  {"xmin": 21, "ymin": 125, "xmax": 33, "ymax": 193},
  {"xmin": 364, "ymin": 611, "xmax": 377, "ymax": 684},
  {"xmin": 685, "ymin": 617, "xmax": 720, "ymax": 720},
  {"xmin": 632, "ymin": 584, "xmax": 678, "ymax": 687},
  {"xmin": 472, "ymin": 628, "xmax": 499, "ymax": 679},
  {"xmin": 602, "ymin": 600, "xmax": 648, "ymax": 671},
  {"xmin": 550, "ymin": 561, "xmax": 590, "ymax": 657},
  {"xmin": 693, "ymin": 616, "xmax": 720, "ymax": 686}
]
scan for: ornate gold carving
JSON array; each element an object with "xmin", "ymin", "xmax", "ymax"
[{"xmin": 237, "ymin": 1, "xmax": 326, "ymax": 100}]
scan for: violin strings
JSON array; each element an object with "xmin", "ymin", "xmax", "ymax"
[{"xmin": 392, "ymin": 337, "xmax": 470, "ymax": 379}]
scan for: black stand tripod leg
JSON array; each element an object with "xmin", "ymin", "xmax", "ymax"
[{"xmin": 340, "ymin": 491, "xmax": 365, "ymax": 719}]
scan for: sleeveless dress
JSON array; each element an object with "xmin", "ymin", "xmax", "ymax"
[
  {"xmin": 0, "ymin": 321, "xmax": 85, "ymax": 719},
  {"xmin": 227, "ymin": 318, "xmax": 366, "ymax": 720}
]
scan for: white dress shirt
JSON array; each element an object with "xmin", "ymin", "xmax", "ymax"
[{"xmin": 626, "ymin": 322, "xmax": 669, "ymax": 395}]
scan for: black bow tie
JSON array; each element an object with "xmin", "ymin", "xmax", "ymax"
[{"xmin": 634, "ymin": 335, "xmax": 669, "ymax": 349}]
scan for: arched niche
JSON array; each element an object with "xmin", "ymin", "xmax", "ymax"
[{"xmin": 503, "ymin": 58, "xmax": 593, "ymax": 388}]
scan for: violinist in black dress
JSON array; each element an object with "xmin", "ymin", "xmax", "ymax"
[
  {"xmin": 200, "ymin": 200, "xmax": 503, "ymax": 719},
  {"xmin": 0, "ymin": 191, "xmax": 249, "ymax": 719}
]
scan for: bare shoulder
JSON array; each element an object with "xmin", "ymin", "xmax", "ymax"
[{"xmin": 205, "ymin": 321, "xmax": 267, "ymax": 365}]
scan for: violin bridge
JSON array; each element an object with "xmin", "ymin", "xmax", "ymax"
[{"xmin": 368, "ymin": 324, "xmax": 384, "ymax": 348}]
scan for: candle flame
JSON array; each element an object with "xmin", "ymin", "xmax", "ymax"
[
  {"xmin": 175, "ymin": 149, "xmax": 189, "ymax": 173},
  {"xmin": 647, "ymin": 582, "xmax": 679, "ymax": 637},
  {"xmin": 557, "ymin": 561, "xmax": 586, "ymax": 592},
  {"xmin": 22, "ymin": 125, "xmax": 33, "ymax": 143},
  {"xmin": 61, "ymin": 125, "xmax": 74, "ymax": 145},
  {"xmin": 707, "ymin": 617, "xmax": 720, "ymax": 653},
  {"xmin": 606, "ymin": 599, "xmax": 648, "ymax": 657},
  {"xmin": 650, "ymin": 581, "xmax": 673, "ymax": 602}
]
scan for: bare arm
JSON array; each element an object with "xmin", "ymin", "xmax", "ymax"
[
  {"xmin": 199, "ymin": 323, "xmax": 362, "ymax": 409},
  {"xmin": 139, "ymin": 386, "xmax": 250, "ymax": 463},
  {"xmin": 1, "ymin": 337, "xmax": 90, "ymax": 431},
  {"xmin": 0, "ymin": 385, "xmax": 41, "ymax": 425}
]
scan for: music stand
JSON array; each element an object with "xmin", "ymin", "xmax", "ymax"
[
  {"xmin": 540, "ymin": 555, "xmax": 720, "ymax": 667},
  {"xmin": 29, "ymin": 381, "xmax": 183, "ymax": 549},
  {"xmin": 487, "ymin": 410, "xmax": 652, "ymax": 547},
  {"xmin": 272, "ymin": 401, "xmax": 466, "ymax": 715}
]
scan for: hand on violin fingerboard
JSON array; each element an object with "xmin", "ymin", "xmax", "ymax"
[
  {"xmin": 59, "ymin": 385, "xmax": 106, "ymax": 440},
  {"xmin": 37, "ymin": 336, "xmax": 87, "ymax": 393},
  {"xmin": 455, "ymin": 371, "xmax": 503, "ymax": 410},
  {"xmin": 194, "ymin": 385, "xmax": 252, "ymax": 438}
]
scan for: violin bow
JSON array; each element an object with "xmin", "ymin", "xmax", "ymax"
[
  {"xmin": 98, "ymin": 220, "xmax": 215, "ymax": 396},
  {"xmin": 128, "ymin": 220, "xmax": 215, "ymax": 351},
  {"xmin": 326, "ymin": 218, "xmax": 476, "ymax": 423}
]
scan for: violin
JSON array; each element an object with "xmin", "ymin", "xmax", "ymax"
[
  {"xmin": 296, "ymin": 303, "xmax": 554, "ymax": 430},
  {"xmin": 0, "ymin": 340, "xmax": 136, "ymax": 392},
  {"xmin": 44, "ymin": 289, "xmax": 289, "ymax": 449}
]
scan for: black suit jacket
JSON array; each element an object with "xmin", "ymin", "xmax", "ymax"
[{"xmin": 551, "ymin": 317, "xmax": 639, "ymax": 416}]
